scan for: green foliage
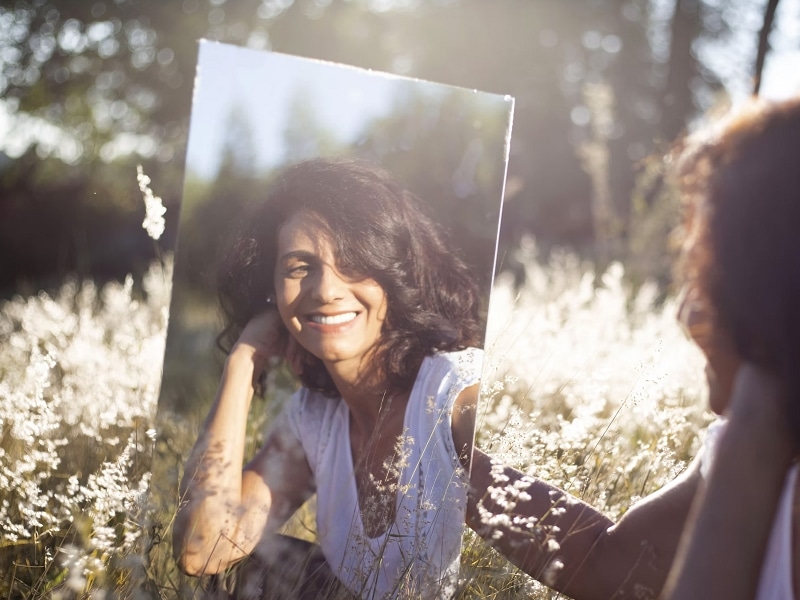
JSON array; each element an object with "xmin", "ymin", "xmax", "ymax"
[
  {"xmin": 357, "ymin": 87, "xmax": 511, "ymax": 285},
  {"xmin": 2, "ymin": 0, "xmax": 766, "ymax": 295}
]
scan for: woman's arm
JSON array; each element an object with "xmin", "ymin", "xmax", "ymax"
[
  {"xmin": 451, "ymin": 383, "xmax": 479, "ymax": 471},
  {"xmin": 467, "ymin": 446, "xmax": 702, "ymax": 600},
  {"xmin": 172, "ymin": 312, "xmax": 313, "ymax": 576},
  {"xmin": 662, "ymin": 364, "xmax": 793, "ymax": 600}
]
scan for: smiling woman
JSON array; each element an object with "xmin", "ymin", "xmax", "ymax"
[
  {"xmin": 273, "ymin": 210, "xmax": 390, "ymax": 378},
  {"xmin": 172, "ymin": 157, "xmax": 487, "ymax": 599}
]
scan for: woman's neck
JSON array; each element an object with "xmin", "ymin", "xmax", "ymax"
[{"xmin": 324, "ymin": 357, "xmax": 403, "ymax": 432}]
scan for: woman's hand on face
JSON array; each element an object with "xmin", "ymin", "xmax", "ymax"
[
  {"xmin": 231, "ymin": 310, "xmax": 307, "ymax": 383},
  {"xmin": 231, "ymin": 310, "xmax": 286, "ymax": 378}
]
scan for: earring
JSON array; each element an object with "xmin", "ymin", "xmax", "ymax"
[{"xmin": 265, "ymin": 293, "xmax": 275, "ymax": 306}]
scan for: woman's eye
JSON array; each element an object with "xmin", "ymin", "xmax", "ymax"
[{"xmin": 287, "ymin": 264, "xmax": 310, "ymax": 278}]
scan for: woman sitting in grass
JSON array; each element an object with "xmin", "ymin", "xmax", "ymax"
[
  {"xmin": 173, "ymin": 158, "xmax": 486, "ymax": 599},
  {"xmin": 469, "ymin": 95, "xmax": 800, "ymax": 600}
]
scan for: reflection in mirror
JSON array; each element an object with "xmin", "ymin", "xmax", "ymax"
[{"xmin": 153, "ymin": 41, "xmax": 513, "ymax": 598}]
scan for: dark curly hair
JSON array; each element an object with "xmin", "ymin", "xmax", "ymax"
[
  {"xmin": 216, "ymin": 157, "xmax": 484, "ymax": 396},
  {"xmin": 675, "ymin": 96, "xmax": 800, "ymax": 440}
]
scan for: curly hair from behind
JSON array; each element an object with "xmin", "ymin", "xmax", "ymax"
[
  {"xmin": 675, "ymin": 96, "xmax": 800, "ymax": 440},
  {"xmin": 216, "ymin": 157, "xmax": 484, "ymax": 396}
]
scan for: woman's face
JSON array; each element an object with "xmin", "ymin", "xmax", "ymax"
[
  {"xmin": 677, "ymin": 285, "xmax": 741, "ymax": 415},
  {"xmin": 273, "ymin": 210, "xmax": 388, "ymax": 373}
]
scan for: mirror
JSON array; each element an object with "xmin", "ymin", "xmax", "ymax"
[{"xmin": 152, "ymin": 40, "xmax": 513, "ymax": 598}]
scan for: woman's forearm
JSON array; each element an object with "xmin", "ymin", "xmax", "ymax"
[
  {"xmin": 467, "ymin": 448, "xmax": 614, "ymax": 598},
  {"xmin": 662, "ymin": 365, "xmax": 793, "ymax": 600},
  {"xmin": 173, "ymin": 347, "xmax": 271, "ymax": 575},
  {"xmin": 469, "ymin": 448, "xmax": 701, "ymax": 600}
]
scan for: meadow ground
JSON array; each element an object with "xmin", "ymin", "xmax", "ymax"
[{"xmin": 0, "ymin": 243, "xmax": 711, "ymax": 599}]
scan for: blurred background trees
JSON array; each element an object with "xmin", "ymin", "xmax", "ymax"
[{"xmin": 0, "ymin": 0, "xmax": 794, "ymax": 297}]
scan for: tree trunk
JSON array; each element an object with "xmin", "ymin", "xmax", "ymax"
[
  {"xmin": 661, "ymin": 0, "xmax": 702, "ymax": 142},
  {"xmin": 754, "ymin": 0, "xmax": 781, "ymax": 96}
]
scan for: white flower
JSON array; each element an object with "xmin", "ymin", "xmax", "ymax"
[
  {"xmin": 542, "ymin": 557, "xmax": 565, "ymax": 587},
  {"xmin": 137, "ymin": 165, "xmax": 166, "ymax": 240}
]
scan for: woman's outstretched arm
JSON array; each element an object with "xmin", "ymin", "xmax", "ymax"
[
  {"xmin": 662, "ymin": 364, "xmax": 793, "ymax": 600},
  {"xmin": 467, "ymin": 445, "xmax": 702, "ymax": 599},
  {"xmin": 172, "ymin": 311, "xmax": 313, "ymax": 576}
]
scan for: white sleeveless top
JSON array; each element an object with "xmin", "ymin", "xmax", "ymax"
[
  {"xmin": 702, "ymin": 419, "xmax": 797, "ymax": 600},
  {"xmin": 283, "ymin": 348, "xmax": 483, "ymax": 599}
]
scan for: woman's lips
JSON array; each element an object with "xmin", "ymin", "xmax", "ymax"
[{"xmin": 306, "ymin": 311, "xmax": 358, "ymax": 326}]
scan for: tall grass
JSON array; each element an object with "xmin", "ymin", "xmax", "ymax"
[
  {"xmin": 0, "ymin": 260, "xmax": 171, "ymax": 597},
  {"xmin": 0, "ymin": 240, "xmax": 710, "ymax": 598},
  {"xmin": 461, "ymin": 240, "xmax": 709, "ymax": 598}
]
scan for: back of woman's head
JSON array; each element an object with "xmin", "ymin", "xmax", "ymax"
[
  {"xmin": 677, "ymin": 96, "xmax": 800, "ymax": 438},
  {"xmin": 217, "ymin": 157, "xmax": 483, "ymax": 395}
]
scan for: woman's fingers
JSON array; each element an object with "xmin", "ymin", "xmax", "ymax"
[
  {"xmin": 234, "ymin": 310, "xmax": 311, "ymax": 383},
  {"xmin": 233, "ymin": 310, "xmax": 285, "ymax": 374}
]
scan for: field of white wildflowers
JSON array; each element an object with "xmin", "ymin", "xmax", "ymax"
[
  {"xmin": 460, "ymin": 239, "xmax": 710, "ymax": 598},
  {"xmin": 0, "ymin": 259, "xmax": 172, "ymax": 598},
  {"xmin": 0, "ymin": 232, "xmax": 711, "ymax": 598}
]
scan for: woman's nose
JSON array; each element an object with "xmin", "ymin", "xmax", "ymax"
[{"xmin": 310, "ymin": 264, "xmax": 347, "ymax": 303}]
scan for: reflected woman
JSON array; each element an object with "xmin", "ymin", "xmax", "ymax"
[{"xmin": 172, "ymin": 158, "xmax": 486, "ymax": 599}]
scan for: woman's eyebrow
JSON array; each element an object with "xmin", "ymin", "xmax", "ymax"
[{"xmin": 278, "ymin": 250, "xmax": 318, "ymax": 263}]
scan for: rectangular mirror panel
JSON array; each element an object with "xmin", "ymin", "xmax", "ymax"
[{"xmin": 152, "ymin": 40, "xmax": 513, "ymax": 598}]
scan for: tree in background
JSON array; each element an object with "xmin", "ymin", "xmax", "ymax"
[{"xmin": 0, "ymin": 0, "xmax": 790, "ymax": 295}]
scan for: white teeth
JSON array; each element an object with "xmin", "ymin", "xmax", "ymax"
[{"xmin": 309, "ymin": 312, "xmax": 357, "ymax": 325}]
